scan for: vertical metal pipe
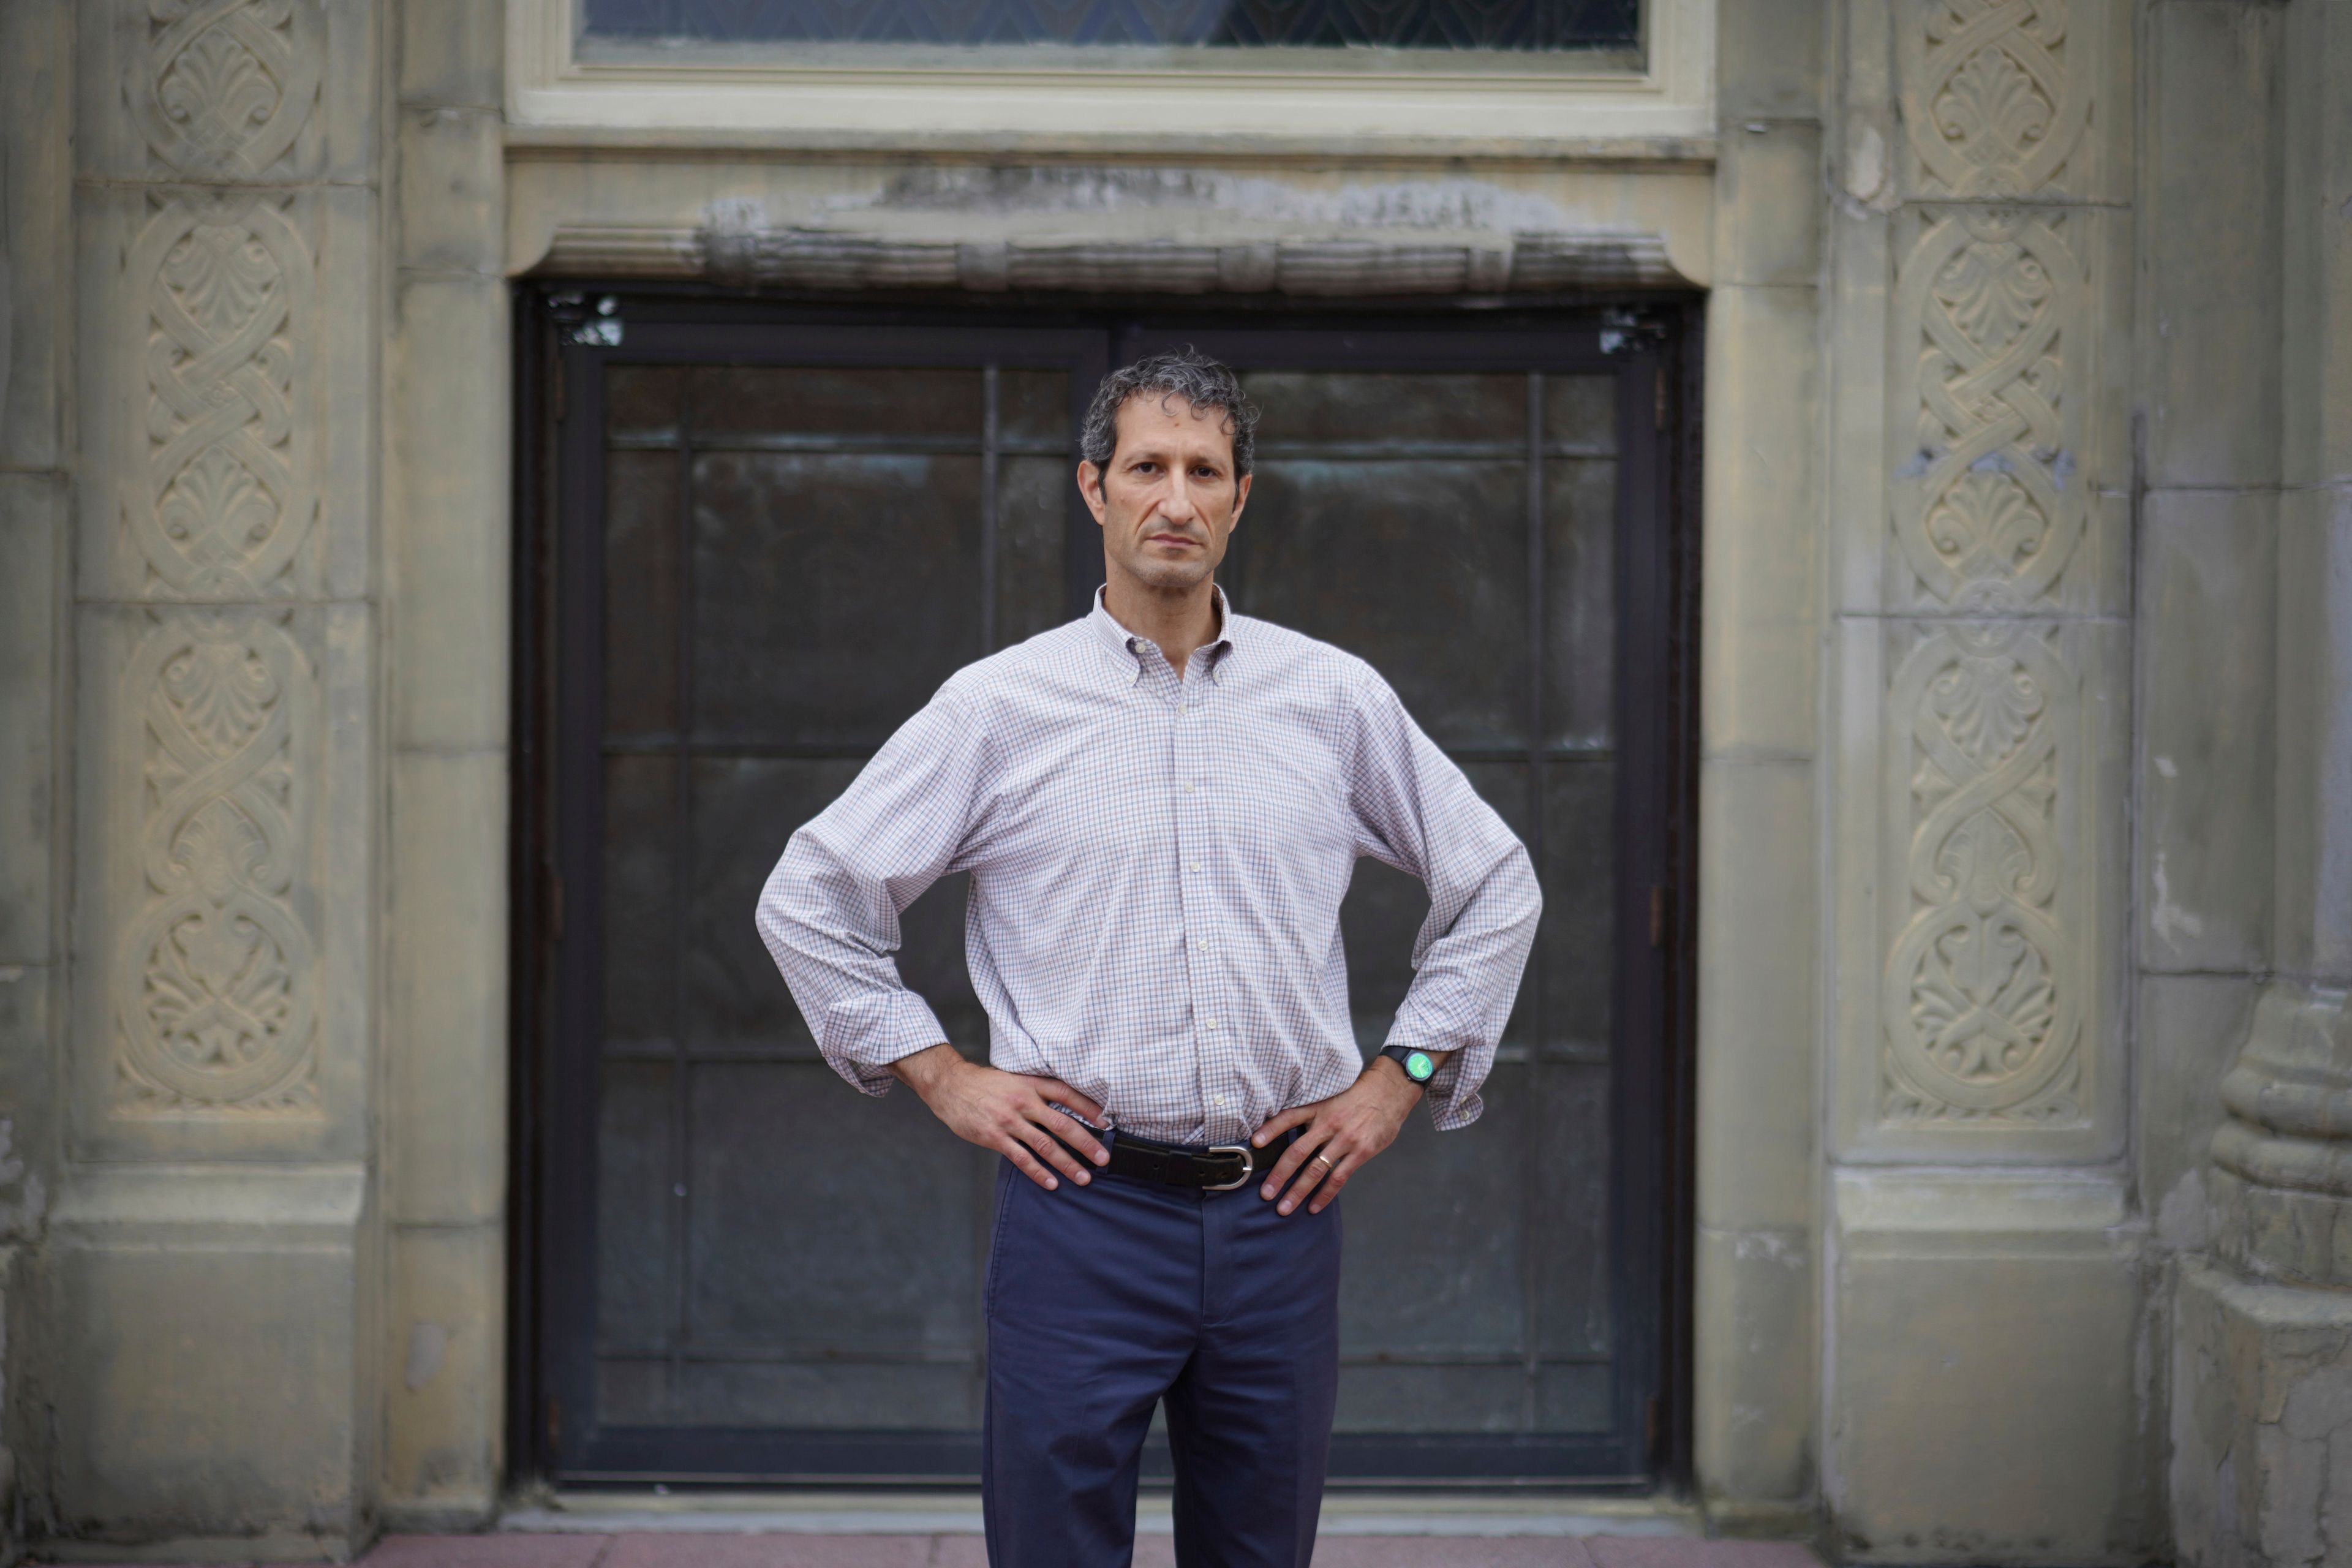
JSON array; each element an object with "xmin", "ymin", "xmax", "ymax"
[
  {"xmin": 667, "ymin": 371, "xmax": 698, "ymax": 1410},
  {"xmin": 974, "ymin": 360, "xmax": 1000, "ymax": 1400},
  {"xmin": 1521, "ymin": 370, "xmax": 1547, "ymax": 1430},
  {"xmin": 982, "ymin": 364, "xmax": 1001, "ymax": 652}
]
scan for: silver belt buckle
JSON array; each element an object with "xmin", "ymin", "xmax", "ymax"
[{"xmin": 1202, "ymin": 1143, "xmax": 1254, "ymax": 1193}]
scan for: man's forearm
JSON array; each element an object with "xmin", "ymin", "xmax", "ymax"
[{"xmin": 888, "ymin": 1041, "xmax": 964, "ymax": 1097}]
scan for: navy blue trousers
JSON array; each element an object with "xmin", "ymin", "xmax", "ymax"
[{"xmin": 981, "ymin": 1146, "xmax": 1342, "ymax": 1568}]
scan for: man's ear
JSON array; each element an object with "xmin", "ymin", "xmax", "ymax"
[
  {"xmin": 1230, "ymin": 470, "xmax": 1252, "ymax": 526},
  {"xmin": 1077, "ymin": 459, "xmax": 1109, "ymax": 524}
]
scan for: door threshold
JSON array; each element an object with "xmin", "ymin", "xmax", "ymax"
[{"xmin": 503, "ymin": 1490, "xmax": 1703, "ymax": 1538}]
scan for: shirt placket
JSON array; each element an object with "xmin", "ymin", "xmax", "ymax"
[{"xmin": 1172, "ymin": 647, "xmax": 1231, "ymax": 1144}]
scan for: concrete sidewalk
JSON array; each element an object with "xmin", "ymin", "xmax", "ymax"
[
  {"xmin": 42, "ymin": 1492, "xmax": 1823, "ymax": 1567},
  {"xmin": 47, "ymin": 1537, "xmax": 1822, "ymax": 1568}
]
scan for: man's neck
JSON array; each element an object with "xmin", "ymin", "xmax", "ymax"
[{"xmin": 1104, "ymin": 571, "xmax": 1221, "ymax": 678}]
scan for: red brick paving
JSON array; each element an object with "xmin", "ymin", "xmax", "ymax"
[
  {"xmin": 364, "ymin": 1540, "xmax": 611, "ymax": 1568},
  {"xmin": 1586, "ymin": 1543, "xmax": 1820, "ymax": 1568}
]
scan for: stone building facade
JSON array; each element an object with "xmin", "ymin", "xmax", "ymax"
[{"xmin": 0, "ymin": 0, "xmax": 2344, "ymax": 1561}]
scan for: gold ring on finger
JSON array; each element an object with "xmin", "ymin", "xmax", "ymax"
[{"xmin": 1314, "ymin": 1154, "xmax": 1335, "ymax": 1169}]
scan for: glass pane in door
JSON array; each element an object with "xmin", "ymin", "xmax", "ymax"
[
  {"xmin": 593, "ymin": 360, "xmax": 1069, "ymax": 1428},
  {"xmin": 1219, "ymin": 363, "xmax": 1620, "ymax": 1440}
]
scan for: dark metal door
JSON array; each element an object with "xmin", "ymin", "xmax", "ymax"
[{"xmin": 518, "ymin": 297, "xmax": 1694, "ymax": 1486}]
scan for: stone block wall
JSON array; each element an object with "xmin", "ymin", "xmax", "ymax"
[
  {"xmin": 1817, "ymin": 1, "xmax": 2153, "ymax": 1558},
  {"xmin": 2149, "ymin": 0, "xmax": 2352, "ymax": 1562},
  {"xmin": 381, "ymin": 0, "xmax": 510, "ymax": 1525},
  {"xmin": 1691, "ymin": 0, "xmax": 1828, "ymax": 1527},
  {"xmin": 30, "ymin": 0, "xmax": 385, "ymax": 1554},
  {"xmin": 0, "ymin": 0, "xmax": 75, "ymax": 1553}
]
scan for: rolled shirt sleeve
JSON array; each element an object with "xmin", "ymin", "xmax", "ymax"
[
  {"xmin": 1344, "ymin": 664, "xmax": 1542, "ymax": 1130},
  {"xmin": 755, "ymin": 690, "xmax": 986, "ymax": 1095}
]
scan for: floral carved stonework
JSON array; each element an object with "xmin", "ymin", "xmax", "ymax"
[
  {"xmin": 104, "ymin": 0, "xmax": 327, "ymax": 1118},
  {"xmin": 1901, "ymin": 0, "xmax": 2093, "ymax": 199},
  {"xmin": 116, "ymin": 611, "xmax": 318, "ymax": 1114},
  {"xmin": 1883, "ymin": 625, "xmax": 2081, "ymax": 1126},
  {"xmin": 128, "ymin": 192, "xmax": 315, "ymax": 598},
  {"xmin": 1876, "ymin": 0, "xmax": 2106, "ymax": 1136},
  {"xmin": 1893, "ymin": 210, "xmax": 2085, "ymax": 612},
  {"xmin": 135, "ymin": 0, "xmax": 323, "ymax": 178}
]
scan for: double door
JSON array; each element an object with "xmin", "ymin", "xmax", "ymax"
[{"xmin": 521, "ymin": 300, "xmax": 1694, "ymax": 1484}]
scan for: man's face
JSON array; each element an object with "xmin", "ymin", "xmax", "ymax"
[{"xmin": 1080, "ymin": 392, "xmax": 1252, "ymax": 592}]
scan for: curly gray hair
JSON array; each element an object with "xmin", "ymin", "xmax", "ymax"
[{"xmin": 1079, "ymin": 349, "xmax": 1258, "ymax": 481}]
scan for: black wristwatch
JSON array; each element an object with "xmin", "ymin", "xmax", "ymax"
[{"xmin": 1380, "ymin": 1044, "xmax": 1439, "ymax": 1093}]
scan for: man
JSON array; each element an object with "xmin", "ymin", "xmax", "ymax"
[{"xmin": 756, "ymin": 349, "xmax": 1539, "ymax": 1567}]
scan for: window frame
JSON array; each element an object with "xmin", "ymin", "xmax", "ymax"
[{"xmin": 504, "ymin": 0, "xmax": 1714, "ymax": 153}]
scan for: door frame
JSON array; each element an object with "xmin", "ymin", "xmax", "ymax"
[{"xmin": 508, "ymin": 287, "xmax": 1703, "ymax": 1490}]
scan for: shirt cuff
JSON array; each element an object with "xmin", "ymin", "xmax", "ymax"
[{"xmin": 819, "ymin": 990, "xmax": 951, "ymax": 1096}]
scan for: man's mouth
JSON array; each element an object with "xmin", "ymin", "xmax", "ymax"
[{"xmin": 1146, "ymin": 532, "xmax": 1200, "ymax": 550}]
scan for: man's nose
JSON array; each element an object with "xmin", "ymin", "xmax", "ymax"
[{"xmin": 1160, "ymin": 476, "xmax": 1204, "ymax": 524}]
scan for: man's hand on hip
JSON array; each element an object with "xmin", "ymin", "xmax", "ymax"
[
  {"xmin": 889, "ymin": 1042, "xmax": 1110, "ymax": 1192},
  {"xmin": 1248, "ymin": 1052, "xmax": 1439, "ymax": 1216}
]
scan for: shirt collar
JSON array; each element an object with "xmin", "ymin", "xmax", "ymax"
[{"xmin": 1087, "ymin": 586, "xmax": 1240, "ymax": 678}]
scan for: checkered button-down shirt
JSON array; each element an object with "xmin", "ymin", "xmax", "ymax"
[{"xmin": 756, "ymin": 589, "xmax": 1541, "ymax": 1146}]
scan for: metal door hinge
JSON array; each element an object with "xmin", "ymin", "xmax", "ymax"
[
  {"xmin": 1655, "ymin": 368, "xmax": 1668, "ymax": 431},
  {"xmin": 546, "ymin": 1395, "xmax": 562, "ymax": 1452},
  {"xmin": 1645, "ymin": 1393, "xmax": 1660, "ymax": 1457},
  {"xmin": 1649, "ymin": 884, "xmax": 1665, "ymax": 948},
  {"xmin": 549, "ymin": 870, "xmax": 566, "ymax": 943}
]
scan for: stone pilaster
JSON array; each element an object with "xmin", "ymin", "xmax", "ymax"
[
  {"xmin": 0, "ymin": 0, "xmax": 75, "ymax": 1547},
  {"xmin": 1823, "ymin": 1, "xmax": 2150, "ymax": 1558},
  {"xmin": 2169, "ymin": 4, "xmax": 2352, "ymax": 1562},
  {"xmin": 48, "ymin": 0, "xmax": 381, "ymax": 1550},
  {"xmin": 381, "ymin": 0, "xmax": 508, "ymax": 1524},
  {"xmin": 1692, "ymin": 0, "xmax": 1826, "ymax": 1527}
]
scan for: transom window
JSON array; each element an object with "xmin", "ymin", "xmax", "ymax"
[{"xmin": 582, "ymin": 0, "xmax": 1642, "ymax": 51}]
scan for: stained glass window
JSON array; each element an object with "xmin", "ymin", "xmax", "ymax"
[{"xmin": 582, "ymin": 0, "xmax": 1641, "ymax": 51}]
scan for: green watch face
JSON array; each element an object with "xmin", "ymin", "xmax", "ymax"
[{"xmin": 1403, "ymin": 1050, "xmax": 1436, "ymax": 1083}]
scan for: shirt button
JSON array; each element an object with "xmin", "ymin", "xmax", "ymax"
[
  {"xmin": 1195, "ymin": 941, "xmax": 1208, "ymax": 952},
  {"xmin": 1182, "ymin": 783, "xmax": 1195, "ymax": 794},
  {"xmin": 1205, "ymin": 1020, "xmax": 1219, "ymax": 1030},
  {"xmin": 1188, "ymin": 862, "xmax": 1200, "ymax": 873},
  {"xmin": 1213, "ymin": 1095, "xmax": 1227, "ymax": 1107}
]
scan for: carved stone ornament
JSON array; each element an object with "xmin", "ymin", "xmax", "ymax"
[
  {"xmin": 1877, "ymin": 0, "xmax": 2102, "ymax": 1136},
  {"xmin": 1882, "ymin": 624, "xmax": 2082, "ymax": 1126},
  {"xmin": 1892, "ymin": 209, "xmax": 2086, "ymax": 614},
  {"xmin": 104, "ymin": 0, "xmax": 327, "ymax": 1117},
  {"xmin": 126, "ymin": 191, "xmax": 316, "ymax": 598},
  {"xmin": 116, "ymin": 608, "xmax": 318, "ymax": 1114},
  {"xmin": 1900, "ymin": 0, "xmax": 2094, "ymax": 199},
  {"xmin": 134, "ymin": 0, "xmax": 323, "ymax": 179}
]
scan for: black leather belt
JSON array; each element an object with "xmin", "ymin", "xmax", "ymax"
[{"xmin": 1104, "ymin": 1128, "xmax": 1256, "ymax": 1190}]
